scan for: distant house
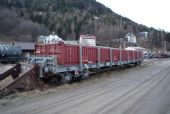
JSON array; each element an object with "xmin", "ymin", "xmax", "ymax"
[
  {"xmin": 14, "ymin": 42, "xmax": 35, "ymax": 57},
  {"xmin": 139, "ymin": 32, "xmax": 148, "ymax": 39},
  {"xmin": 125, "ymin": 33, "xmax": 137, "ymax": 43}
]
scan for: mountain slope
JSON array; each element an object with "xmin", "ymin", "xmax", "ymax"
[{"xmin": 0, "ymin": 0, "xmax": 169, "ymax": 49}]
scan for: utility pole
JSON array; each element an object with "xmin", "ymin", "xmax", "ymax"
[
  {"xmin": 163, "ymin": 41, "xmax": 167, "ymax": 53},
  {"xmin": 123, "ymin": 41, "xmax": 126, "ymax": 49},
  {"xmin": 119, "ymin": 38, "xmax": 122, "ymax": 49}
]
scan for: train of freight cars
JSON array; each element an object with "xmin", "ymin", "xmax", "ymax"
[
  {"xmin": 0, "ymin": 43, "xmax": 22, "ymax": 63},
  {"xmin": 29, "ymin": 34, "xmax": 143, "ymax": 83}
]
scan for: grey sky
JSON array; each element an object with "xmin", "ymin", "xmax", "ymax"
[{"xmin": 97, "ymin": 0, "xmax": 170, "ymax": 32}]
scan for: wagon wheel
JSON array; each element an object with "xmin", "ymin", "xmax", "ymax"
[
  {"xmin": 60, "ymin": 72, "xmax": 73, "ymax": 84},
  {"xmin": 81, "ymin": 70, "xmax": 90, "ymax": 80}
]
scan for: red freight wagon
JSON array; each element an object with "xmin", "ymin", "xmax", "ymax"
[
  {"xmin": 35, "ymin": 43, "xmax": 80, "ymax": 65},
  {"xmin": 35, "ymin": 44, "xmax": 46, "ymax": 54},
  {"xmin": 139, "ymin": 51, "xmax": 143, "ymax": 59},
  {"xmin": 30, "ymin": 34, "xmax": 144, "ymax": 84},
  {"xmin": 100, "ymin": 47, "xmax": 110, "ymax": 63},
  {"xmin": 136, "ymin": 51, "xmax": 139, "ymax": 60},
  {"xmin": 82, "ymin": 46, "xmax": 98, "ymax": 64},
  {"xmin": 128, "ymin": 50, "xmax": 134, "ymax": 61},
  {"xmin": 45, "ymin": 44, "xmax": 50, "ymax": 54},
  {"xmin": 49, "ymin": 44, "xmax": 59, "ymax": 54},
  {"xmin": 32, "ymin": 38, "xmax": 143, "ymax": 83},
  {"xmin": 138, "ymin": 51, "xmax": 142, "ymax": 60},
  {"xmin": 112, "ymin": 49, "xmax": 120, "ymax": 62},
  {"xmin": 124, "ymin": 50, "xmax": 128, "ymax": 61},
  {"xmin": 59, "ymin": 44, "xmax": 80, "ymax": 65},
  {"xmin": 121, "ymin": 50, "xmax": 128, "ymax": 62},
  {"xmin": 134, "ymin": 51, "xmax": 138, "ymax": 60}
]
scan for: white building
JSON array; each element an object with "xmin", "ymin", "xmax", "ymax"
[
  {"xmin": 79, "ymin": 35, "xmax": 96, "ymax": 46},
  {"xmin": 37, "ymin": 34, "xmax": 96, "ymax": 46},
  {"xmin": 125, "ymin": 33, "xmax": 137, "ymax": 43},
  {"xmin": 37, "ymin": 34, "xmax": 64, "ymax": 43}
]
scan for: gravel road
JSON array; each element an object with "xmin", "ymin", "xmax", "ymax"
[{"xmin": 1, "ymin": 59, "xmax": 170, "ymax": 114}]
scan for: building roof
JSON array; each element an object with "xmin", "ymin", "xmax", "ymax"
[
  {"xmin": 37, "ymin": 34, "xmax": 64, "ymax": 43},
  {"xmin": 14, "ymin": 42, "xmax": 35, "ymax": 50},
  {"xmin": 125, "ymin": 33, "xmax": 136, "ymax": 38}
]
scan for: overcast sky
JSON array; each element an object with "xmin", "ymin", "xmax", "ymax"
[{"xmin": 97, "ymin": 0, "xmax": 170, "ymax": 32}]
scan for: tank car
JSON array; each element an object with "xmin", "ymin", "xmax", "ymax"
[{"xmin": 0, "ymin": 43, "xmax": 22, "ymax": 63}]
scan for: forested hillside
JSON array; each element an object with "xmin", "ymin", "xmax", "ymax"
[{"xmin": 0, "ymin": 0, "xmax": 169, "ymax": 49}]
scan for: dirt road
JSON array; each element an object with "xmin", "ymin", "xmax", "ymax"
[{"xmin": 1, "ymin": 59, "xmax": 170, "ymax": 114}]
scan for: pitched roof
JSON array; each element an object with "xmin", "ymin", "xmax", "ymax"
[{"xmin": 14, "ymin": 42, "xmax": 35, "ymax": 50}]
